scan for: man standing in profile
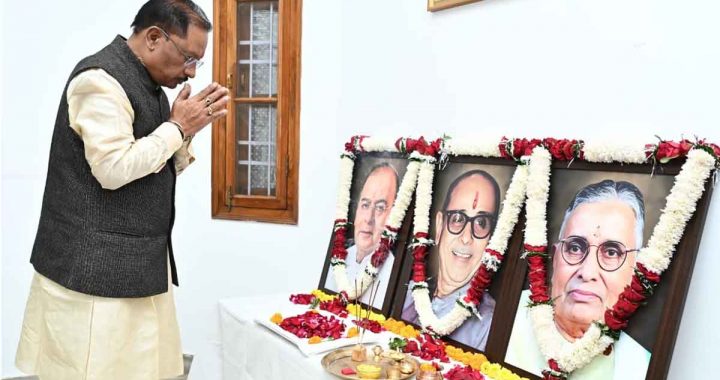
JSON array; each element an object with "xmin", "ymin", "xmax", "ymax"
[
  {"xmin": 402, "ymin": 169, "xmax": 500, "ymax": 351},
  {"xmin": 15, "ymin": 1, "xmax": 229, "ymax": 379},
  {"xmin": 325, "ymin": 163, "xmax": 399, "ymax": 308}
]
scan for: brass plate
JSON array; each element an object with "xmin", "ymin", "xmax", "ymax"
[{"xmin": 321, "ymin": 346, "xmax": 418, "ymax": 380}]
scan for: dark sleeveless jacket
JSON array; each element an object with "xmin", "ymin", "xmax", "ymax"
[{"xmin": 31, "ymin": 35, "xmax": 179, "ymax": 298}]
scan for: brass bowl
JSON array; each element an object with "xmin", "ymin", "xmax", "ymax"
[{"xmin": 321, "ymin": 345, "xmax": 419, "ymax": 380}]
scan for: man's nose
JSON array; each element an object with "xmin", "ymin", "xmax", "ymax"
[
  {"xmin": 460, "ymin": 223, "xmax": 473, "ymax": 244},
  {"xmin": 185, "ymin": 65, "xmax": 197, "ymax": 78},
  {"xmin": 364, "ymin": 209, "xmax": 376, "ymax": 225},
  {"xmin": 577, "ymin": 248, "xmax": 601, "ymax": 281}
]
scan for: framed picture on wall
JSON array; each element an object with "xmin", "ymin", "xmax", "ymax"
[
  {"xmin": 428, "ymin": 0, "xmax": 483, "ymax": 12},
  {"xmin": 318, "ymin": 150, "xmax": 414, "ymax": 315}
]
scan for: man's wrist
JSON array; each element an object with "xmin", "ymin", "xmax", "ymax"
[
  {"xmin": 168, "ymin": 120, "xmax": 192, "ymax": 143},
  {"xmin": 168, "ymin": 120, "xmax": 184, "ymax": 138}
]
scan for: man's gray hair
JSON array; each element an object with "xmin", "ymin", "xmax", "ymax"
[{"xmin": 558, "ymin": 179, "xmax": 645, "ymax": 248}]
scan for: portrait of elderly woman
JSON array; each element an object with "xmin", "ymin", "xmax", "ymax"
[{"xmin": 506, "ymin": 179, "xmax": 656, "ymax": 379}]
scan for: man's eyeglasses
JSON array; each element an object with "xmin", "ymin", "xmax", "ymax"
[
  {"xmin": 558, "ymin": 236, "xmax": 639, "ymax": 272},
  {"xmin": 358, "ymin": 200, "xmax": 388, "ymax": 217},
  {"xmin": 157, "ymin": 27, "xmax": 204, "ymax": 69},
  {"xmin": 444, "ymin": 210, "xmax": 495, "ymax": 240}
]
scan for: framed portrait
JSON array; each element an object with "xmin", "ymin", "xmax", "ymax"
[
  {"xmin": 391, "ymin": 156, "xmax": 520, "ymax": 353},
  {"xmin": 500, "ymin": 159, "xmax": 715, "ymax": 380},
  {"xmin": 428, "ymin": 0, "xmax": 484, "ymax": 12},
  {"xmin": 318, "ymin": 151, "xmax": 413, "ymax": 315}
]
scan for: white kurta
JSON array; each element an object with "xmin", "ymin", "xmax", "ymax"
[{"xmin": 16, "ymin": 68, "xmax": 194, "ymax": 379}]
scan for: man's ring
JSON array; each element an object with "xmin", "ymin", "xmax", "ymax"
[
  {"xmin": 205, "ymin": 97, "xmax": 212, "ymax": 106},
  {"xmin": 207, "ymin": 106, "xmax": 214, "ymax": 116}
]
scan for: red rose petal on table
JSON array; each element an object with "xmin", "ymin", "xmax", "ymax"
[{"xmin": 341, "ymin": 367, "xmax": 356, "ymax": 375}]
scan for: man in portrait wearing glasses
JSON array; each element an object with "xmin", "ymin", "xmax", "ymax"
[
  {"xmin": 325, "ymin": 163, "xmax": 400, "ymax": 309},
  {"xmin": 15, "ymin": 1, "xmax": 229, "ymax": 379},
  {"xmin": 505, "ymin": 180, "xmax": 651, "ymax": 379},
  {"xmin": 402, "ymin": 169, "xmax": 500, "ymax": 351}
]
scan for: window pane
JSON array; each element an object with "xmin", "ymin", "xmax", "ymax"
[
  {"xmin": 252, "ymin": 43, "xmax": 271, "ymax": 60},
  {"xmin": 251, "ymin": 145, "xmax": 269, "ymax": 161},
  {"xmin": 251, "ymin": 2, "xmax": 273, "ymax": 42},
  {"xmin": 236, "ymin": 103, "xmax": 277, "ymax": 196},
  {"xmin": 236, "ymin": 1, "xmax": 278, "ymax": 98},
  {"xmin": 235, "ymin": 164, "xmax": 249, "ymax": 196},
  {"xmin": 252, "ymin": 63, "xmax": 271, "ymax": 96},
  {"xmin": 250, "ymin": 165, "xmax": 268, "ymax": 195},
  {"xmin": 250, "ymin": 106, "xmax": 270, "ymax": 141}
]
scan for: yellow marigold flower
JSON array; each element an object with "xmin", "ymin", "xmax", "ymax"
[
  {"xmin": 347, "ymin": 327, "xmax": 359, "ymax": 338},
  {"xmin": 308, "ymin": 336, "xmax": 322, "ymax": 344},
  {"xmin": 481, "ymin": 362, "xmax": 501, "ymax": 377},
  {"xmin": 311, "ymin": 289, "xmax": 336, "ymax": 302},
  {"xmin": 270, "ymin": 312, "xmax": 283, "ymax": 324}
]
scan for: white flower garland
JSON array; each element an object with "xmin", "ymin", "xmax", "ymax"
[
  {"xmin": 360, "ymin": 136, "xmax": 399, "ymax": 152},
  {"xmin": 444, "ymin": 136, "xmax": 504, "ymax": 157},
  {"xmin": 411, "ymin": 153, "xmax": 530, "ymax": 336},
  {"xmin": 582, "ymin": 140, "xmax": 648, "ymax": 164},
  {"xmin": 334, "ymin": 155, "xmax": 356, "ymax": 220},
  {"xmin": 638, "ymin": 149, "xmax": 716, "ymax": 273},
  {"xmin": 524, "ymin": 146, "xmax": 717, "ymax": 374}
]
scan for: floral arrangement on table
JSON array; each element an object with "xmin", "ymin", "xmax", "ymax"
[
  {"xmin": 330, "ymin": 136, "xmax": 442, "ymax": 300},
  {"xmin": 276, "ymin": 310, "xmax": 346, "ymax": 342}
]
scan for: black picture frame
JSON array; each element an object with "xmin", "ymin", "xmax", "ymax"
[
  {"xmin": 495, "ymin": 159, "xmax": 715, "ymax": 380},
  {"xmin": 390, "ymin": 156, "xmax": 520, "ymax": 353},
  {"xmin": 317, "ymin": 151, "xmax": 414, "ymax": 315}
]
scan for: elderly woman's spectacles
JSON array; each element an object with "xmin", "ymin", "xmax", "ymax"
[{"xmin": 558, "ymin": 236, "xmax": 639, "ymax": 272}]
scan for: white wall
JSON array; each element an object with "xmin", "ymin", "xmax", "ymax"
[{"xmin": 1, "ymin": 0, "xmax": 718, "ymax": 379}]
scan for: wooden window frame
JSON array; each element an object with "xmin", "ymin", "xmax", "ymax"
[{"xmin": 211, "ymin": 0, "xmax": 301, "ymax": 224}]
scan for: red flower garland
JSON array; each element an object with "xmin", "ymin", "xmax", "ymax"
[
  {"xmin": 605, "ymin": 263, "xmax": 660, "ymax": 330},
  {"xmin": 396, "ymin": 136, "xmax": 443, "ymax": 157},
  {"xmin": 463, "ymin": 262, "xmax": 493, "ymax": 305},
  {"xmin": 344, "ymin": 135, "xmax": 368, "ymax": 154},
  {"xmin": 542, "ymin": 359, "xmax": 567, "ymax": 380},
  {"xmin": 499, "ymin": 137, "xmax": 584, "ymax": 161},
  {"xmin": 331, "ymin": 219, "xmax": 349, "ymax": 260},
  {"xmin": 645, "ymin": 138, "xmax": 720, "ymax": 164},
  {"xmin": 524, "ymin": 244, "xmax": 550, "ymax": 304},
  {"xmin": 370, "ymin": 225, "xmax": 399, "ymax": 268},
  {"xmin": 411, "ymin": 232, "xmax": 431, "ymax": 283}
]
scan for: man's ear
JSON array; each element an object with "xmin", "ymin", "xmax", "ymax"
[
  {"xmin": 434, "ymin": 211, "xmax": 443, "ymax": 242},
  {"xmin": 144, "ymin": 27, "xmax": 163, "ymax": 50}
]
